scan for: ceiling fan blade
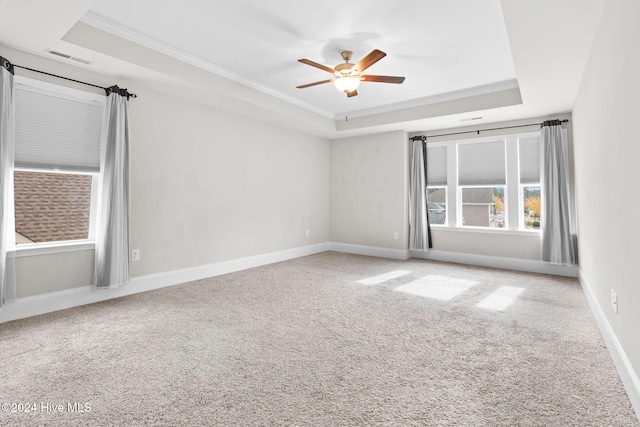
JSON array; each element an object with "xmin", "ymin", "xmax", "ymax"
[
  {"xmin": 361, "ymin": 75, "xmax": 405, "ymax": 84},
  {"xmin": 355, "ymin": 49, "xmax": 386, "ymax": 72},
  {"xmin": 296, "ymin": 79, "xmax": 333, "ymax": 89},
  {"xmin": 346, "ymin": 90, "xmax": 358, "ymax": 98},
  {"xmin": 298, "ymin": 59, "xmax": 336, "ymax": 74}
]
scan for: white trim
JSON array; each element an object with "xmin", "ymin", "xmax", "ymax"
[
  {"xmin": 329, "ymin": 242, "xmax": 410, "ymax": 260},
  {"xmin": 578, "ymin": 270, "xmax": 640, "ymax": 420},
  {"xmin": 430, "ymin": 225, "xmax": 540, "ymax": 237},
  {"xmin": 410, "ymin": 249, "xmax": 578, "ymax": 277},
  {"xmin": 335, "ymin": 80, "xmax": 520, "ymax": 121},
  {"xmin": 13, "ymin": 241, "xmax": 95, "ymax": 257},
  {"xmin": 0, "ymin": 243, "xmax": 329, "ymax": 323},
  {"xmin": 578, "ymin": 271, "xmax": 640, "ymax": 421}
]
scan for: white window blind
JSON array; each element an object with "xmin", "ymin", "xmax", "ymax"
[
  {"xmin": 426, "ymin": 145, "xmax": 447, "ymax": 186},
  {"xmin": 518, "ymin": 136, "xmax": 541, "ymax": 184},
  {"xmin": 458, "ymin": 140, "xmax": 506, "ymax": 185},
  {"xmin": 14, "ymin": 79, "xmax": 105, "ymax": 172}
]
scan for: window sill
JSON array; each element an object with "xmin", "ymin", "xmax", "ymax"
[
  {"xmin": 12, "ymin": 241, "xmax": 96, "ymax": 258},
  {"xmin": 430, "ymin": 225, "xmax": 540, "ymax": 237}
]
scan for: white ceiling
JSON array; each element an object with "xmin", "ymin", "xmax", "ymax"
[
  {"xmin": 0, "ymin": 0, "xmax": 607, "ymax": 138},
  {"xmin": 85, "ymin": 0, "xmax": 518, "ymax": 119}
]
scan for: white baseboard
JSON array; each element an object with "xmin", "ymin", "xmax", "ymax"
[
  {"xmin": 0, "ymin": 242, "xmax": 330, "ymax": 324},
  {"xmin": 328, "ymin": 242, "xmax": 410, "ymax": 260},
  {"xmin": 410, "ymin": 249, "xmax": 579, "ymax": 277},
  {"xmin": 578, "ymin": 271, "xmax": 640, "ymax": 420}
]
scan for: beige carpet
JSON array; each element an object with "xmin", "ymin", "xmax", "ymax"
[{"xmin": 0, "ymin": 252, "xmax": 637, "ymax": 426}]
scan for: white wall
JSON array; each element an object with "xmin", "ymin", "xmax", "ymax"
[
  {"xmin": 572, "ymin": 0, "xmax": 640, "ymax": 386},
  {"xmin": 5, "ymin": 46, "xmax": 330, "ymax": 298},
  {"xmin": 330, "ymin": 131, "xmax": 409, "ymax": 251}
]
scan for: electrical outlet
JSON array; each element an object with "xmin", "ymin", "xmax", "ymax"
[
  {"xmin": 131, "ymin": 249, "xmax": 140, "ymax": 262},
  {"xmin": 393, "ymin": 232, "xmax": 399, "ymax": 240},
  {"xmin": 305, "ymin": 229, "xmax": 310, "ymax": 237},
  {"xmin": 610, "ymin": 289, "xmax": 618, "ymax": 314}
]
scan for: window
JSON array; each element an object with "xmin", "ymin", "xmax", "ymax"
[
  {"xmin": 457, "ymin": 140, "xmax": 506, "ymax": 228},
  {"xmin": 427, "ymin": 188, "xmax": 446, "ymax": 225},
  {"xmin": 426, "ymin": 145, "xmax": 447, "ymax": 225},
  {"xmin": 460, "ymin": 187, "xmax": 505, "ymax": 228},
  {"xmin": 419, "ymin": 130, "xmax": 543, "ymax": 233},
  {"xmin": 14, "ymin": 171, "xmax": 96, "ymax": 244},
  {"xmin": 522, "ymin": 186, "xmax": 541, "ymax": 230},
  {"xmin": 519, "ymin": 137, "xmax": 541, "ymax": 230},
  {"xmin": 13, "ymin": 77, "xmax": 105, "ymax": 247}
]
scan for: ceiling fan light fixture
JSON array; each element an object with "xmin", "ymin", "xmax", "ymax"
[
  {"xmin": 333, "ymin": 76, "xmax": 361, "ymax": 93},
  {"xmin": 297, "ymin": 49, "xmax": 403, "ymax": 97}
]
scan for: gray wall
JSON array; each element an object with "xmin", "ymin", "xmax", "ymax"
[
  {"xmin": 128, "ymin": 88, "xmax": 330, "ymax": 277},
  {"xmin": 9, "ymin": 46, "xmax": 330, "ymax": 298},
  {"xmin": 572, "ymin": 0, "xmax": 640, "ymax": 383},
  {"xmin": 329, "ymin": 131, "xmax": 409, "ymax": 250}
]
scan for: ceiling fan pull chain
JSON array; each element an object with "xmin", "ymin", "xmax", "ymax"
[{"xmin": 345, "ymin": 96, "xmax": 349, "ymax": 121}]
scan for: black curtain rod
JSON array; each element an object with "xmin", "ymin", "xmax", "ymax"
[
  {"xmin": 410, "ymin": 119, "xmax": 568, "ymax": 141},
  {"xmin": 14, "ymin": 64, "xmax": 137, "ymax": 99}
]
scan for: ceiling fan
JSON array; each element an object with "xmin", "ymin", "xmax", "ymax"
[{"xmin": 296, "ymin": 49, "xmax": 405, "ymax": 97}]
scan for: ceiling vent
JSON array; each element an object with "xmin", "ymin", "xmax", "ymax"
[{"xmin": 47, "ymin": 50, "xmax": 92, "ymax": 65}]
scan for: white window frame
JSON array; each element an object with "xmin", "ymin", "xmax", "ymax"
[
  {"xmin": 424, "ymin": 130, "xmax": 541, "ymax": 235},
  {"xmin": 12, "ymin": 77, "xmax": 105, "ymax": 257}
]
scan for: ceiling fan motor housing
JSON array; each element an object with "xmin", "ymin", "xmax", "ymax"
[{"xmin": 335, "ymin": 51, "xmax": 358, "ymax": 76}]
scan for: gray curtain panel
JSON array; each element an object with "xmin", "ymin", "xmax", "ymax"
[
  {"xmin": 0, "ymin": 56, "xmax": 16, "ymax": 306},
  {"xmin": 95, "ymin": 87, "xmax": 130, "ymax": 288},
  {"xmin": 541, "ymin": 121, "xmax": 575, "ymax": 265},
  {"xmin": 409, "ymin": 139, "xmax": 432, "ymax": 251}
]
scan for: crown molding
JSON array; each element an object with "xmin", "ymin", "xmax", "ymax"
[{"xmin": 79, "ymin": 11, "xmax": 334, "ymax": 119}]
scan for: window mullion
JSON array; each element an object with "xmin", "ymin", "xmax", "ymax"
[
  {"xmin": 448, "ymin": 143, "xmax": 458, "ymax": 227},
  {"xmin": 505, "ymin": 136, "xmax": 520, "ymax": 230}
]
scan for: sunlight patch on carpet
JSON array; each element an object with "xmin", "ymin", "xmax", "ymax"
[
  {"xmin": 476, "ymin": 286, "xmax": 525, "ymax": 311},
  {"xmin": 355, "ymin": 270, "xmax": 411, "ymax": 285},
  {"xmin": 393, "ymin": 275, "xmax": 477, "ymax": 301}
]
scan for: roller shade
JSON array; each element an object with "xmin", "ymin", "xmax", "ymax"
[
  {"xmin": 14, "ymin": 82, "xmax": 105, "ymax": 172},
  {"xmin": 519, "ymin": 136, "xmax": 541, "ymax": 184},
  {"xmin": 426, "ymin": 145, "xmax": 447, "ymax": 186},
  {"xmin": 457, "ymin": 140, "xmax": 506, "ymax": 185}
]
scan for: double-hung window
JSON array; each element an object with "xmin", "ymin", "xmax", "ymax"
[
  {"xmin": 457, "ymin": 140, "xmax": 507, "ymax": 228},
  {"xmin": 13, "ymin": 77, "xmax": 105, "ymax": 249},
  {"xmin": 426, "ymin": 145, "xmax": 447, "ymax": 225}
]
